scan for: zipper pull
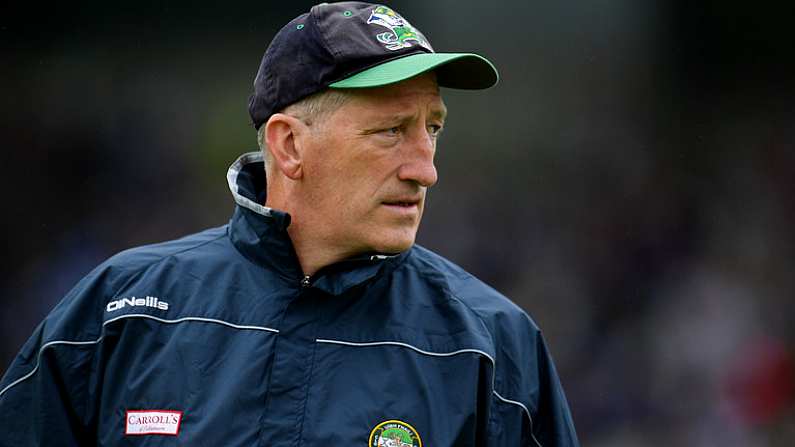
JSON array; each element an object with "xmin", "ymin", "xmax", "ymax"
[{"xmin": 300, "ymin": 275, "xmax": 311, "ymax": 288}]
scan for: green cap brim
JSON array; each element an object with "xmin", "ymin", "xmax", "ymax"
[{"xmin": 329, "ymin": 52, "xmax": 499, "ymax": 90}]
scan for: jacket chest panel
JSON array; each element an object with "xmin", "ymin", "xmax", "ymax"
[
  {"xmin": 298, "ymin": 342, "xmax": 492, "ymax": 446},
  {"xmin": 97, "ymin": 319, "xmax": 277, "ymax": 446}
]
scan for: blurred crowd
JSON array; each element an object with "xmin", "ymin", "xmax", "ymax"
[{"xmin": 2, "ymin": 1, "xmax": 793, "ymax": 445}]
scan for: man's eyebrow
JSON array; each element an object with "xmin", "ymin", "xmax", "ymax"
[
  {"xmin": 430, "ymin": 105, "xmax": 448, "ymax": 121},
  {"xmin": 362, "ymin": 103, "xmax": 447, "ymax": 128}
]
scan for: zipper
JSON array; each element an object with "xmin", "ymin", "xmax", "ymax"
[{"xmin": 298, "ymin": 252, "xmax": 393, "ymax": 289}]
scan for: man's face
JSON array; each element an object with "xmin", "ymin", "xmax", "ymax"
[{"xmin": 299, "ymin": 73, "xmax": 446, "ymax": 256}]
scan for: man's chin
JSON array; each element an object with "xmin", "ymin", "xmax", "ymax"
[{"xmin": 369, "ymin": 231, "xmax": 417, "ymax": 255}]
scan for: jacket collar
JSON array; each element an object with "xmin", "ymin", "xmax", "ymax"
[{"xmin": 226, "ymin": 152, "xmax": 406, "ymax": 295}]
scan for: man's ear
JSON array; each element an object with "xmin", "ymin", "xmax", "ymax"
[{"xmin": 264, "ymin": 113, "xmax": 308, "ymax": 180}]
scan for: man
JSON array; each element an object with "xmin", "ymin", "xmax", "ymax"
[{"xmin": 0, "ymin": 2, "xmax": 579, "ymax": 446}]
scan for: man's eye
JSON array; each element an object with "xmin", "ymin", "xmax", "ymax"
[
  {"xmin": 428, "ymin": 124, "xmax": 443, "ymax": 137},
  {"xmin": 385, "ymin": 126, "xmax": 401, "ymax": 136}
]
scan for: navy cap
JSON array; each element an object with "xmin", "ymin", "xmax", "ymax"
[{"xmin": 248, "ymin": 2, "xmax": 499, "ymax": 130}]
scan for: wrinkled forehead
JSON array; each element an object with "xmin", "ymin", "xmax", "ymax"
[{"xmin": 341, "ymin": 73, "xmax": 447, "ymax": 118}]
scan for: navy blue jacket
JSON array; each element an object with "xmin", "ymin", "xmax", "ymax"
[{"xmin": 0, "ymin": 152, "xmax": 579, "ymax": 446}]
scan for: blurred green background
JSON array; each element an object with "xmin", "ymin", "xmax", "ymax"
[{"xmin": 2, "ymin": 1, "xmax": 794, "ymax": 445}]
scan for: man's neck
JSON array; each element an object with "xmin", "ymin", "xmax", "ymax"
[
  {"xmin": 267, "ymin": 187, "xmax": 352, "ymax": 277},
  {"xmin": 286, "ymin": 225, "xmax": 328, "ymax": 277}
]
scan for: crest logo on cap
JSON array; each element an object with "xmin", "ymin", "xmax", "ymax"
[
  {"xmin": 367, "ymin": 6, "xmax": 432, "ymax": 52},
  {"xmin": 368, "ymin": 420, "xmax": 422, "ymax": 447}
]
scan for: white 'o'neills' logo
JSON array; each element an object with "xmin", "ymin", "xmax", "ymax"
[{"xmin": 106, "ymin": 296, "xmax": 169, "ymax": 312}]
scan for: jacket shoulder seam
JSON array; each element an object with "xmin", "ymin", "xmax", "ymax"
[
  {"xmin": 404, "ymin": 251, "xmax": 497, "ymax": 347},
  {"xmin": 111, "ymin": 232, "xmax": 227, "ymax": 272},
  {"xmin": 100, "ymin": 233, "xmax": 228, "ymax": 314}
]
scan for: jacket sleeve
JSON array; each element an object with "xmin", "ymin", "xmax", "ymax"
[
  {"xmin": 0, "ymin": 265, "xmax": 119, "ymax": 446},
  {"xmin": 526, "ymin": 331, "xmax": 579, "ymax": 447},
  {"xmin": 488, "ymin": 311, "xmax": 580, "ymax": 447}
]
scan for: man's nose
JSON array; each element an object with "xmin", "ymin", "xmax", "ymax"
[{"xmin": 397, "ymin": 127, "xmax": 438, "ymax": 188}]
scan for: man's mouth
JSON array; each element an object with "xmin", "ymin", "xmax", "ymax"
[
  {"xmin": 381, "ymin": 198, "xmax": 421, "ymax": 212},
  {"xmin": 383, "ymin": 201, "xmax": 417, "ymax": 207}
]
